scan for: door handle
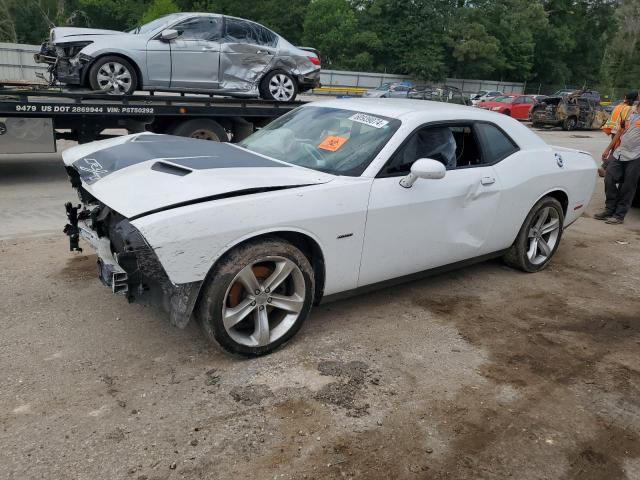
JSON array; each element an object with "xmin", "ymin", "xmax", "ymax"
[
  {"xmin": 256, "ymin": 50, "xmax": 270, "ymax": 54},
  {"xmin": 201, "ymin": 47, "xmax": 216, "ymax": 51},
  {"xmin": 481, "ymin": 176, "xmax": 496, "ymax": 185}
]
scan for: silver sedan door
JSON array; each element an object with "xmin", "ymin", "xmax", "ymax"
[
  {"xmin": 219, "ymin": 17, "xmax": 276, "ymax": 92},
  {"xmin": 168, "ymin": 16, "xmax": 223, "ymax": 90}
]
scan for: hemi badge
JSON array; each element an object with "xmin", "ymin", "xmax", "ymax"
[{"xmin": 337, "ymin": 233, "xmax": 353, "ymax": 239}]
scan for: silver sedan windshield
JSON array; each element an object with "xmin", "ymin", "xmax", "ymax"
[{"xmin": 238, "ymin": 107, "xmax": 401, "ymax": 176}]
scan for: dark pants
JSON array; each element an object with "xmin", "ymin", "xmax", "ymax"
[{"xmin": 604, "ymin": 156, "xmax": 640, "ymax": 218}]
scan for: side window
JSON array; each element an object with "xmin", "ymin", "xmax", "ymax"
[
  {"xmin": 175, "ymin": 17, "xmax": 222, "ymax": 41},
  {"xmin": 224, "ymin": 18, "xmax": 276, "ymax": 46},
  {"xmin": 224, "ymin": 18, "xmax": 254, "ymax": 44},
  {"xmin": 523, "ymin": 97, "xmax": 534, "ymax": 104},
  {"xmin": 475, "ymin": 123, "xmax": 519, "ymax": 163},
  {"xmin": 379, "ymin": 124, "xmax": 484, "ymax": 176},
  {"xmin": 256, "ymin": 25, "xmax": 278, "ymax": 47}
]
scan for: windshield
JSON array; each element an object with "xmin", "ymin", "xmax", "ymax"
[
  {"xmin": 238, "ymin": 106, "xmax": 401, "ymax": 176},
  {"xmin": 129, "ymin": 14, "xmax": 179, "ymax": 34},
  {"xmin": 493, "ymin": 96, "xmax": 514, "ymax": 103},
  {"xmin": 375, "ymin": 83, "xmax": 392, "ymax": 91}
]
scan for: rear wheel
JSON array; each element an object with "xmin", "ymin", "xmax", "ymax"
[
  {"xmin": 259, "ymin": 70, "xmax": 298, "ymax": 101},
  {"xmin": 171, "ymin": 119, "xmax": 227, "ymax": 141},
  {"xmin": 503, "ymin": 197, "xmax": 564, "ymax": 272},
  {"xmin": 198, "ymin": 238, "xmax": 314, "ymax": 356},
  {"xmin": 88, "ymin": 56, "xmax": 137, "ymax": 95}
]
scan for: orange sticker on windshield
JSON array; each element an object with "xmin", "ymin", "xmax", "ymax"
[{"xmin": 318, "ymin": 135, "xmax": 348, "ymax": 152}]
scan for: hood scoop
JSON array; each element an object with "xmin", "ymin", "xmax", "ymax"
[{"xmin": 151, "ymin": 161, "xmax": 192, "ymax": 177}]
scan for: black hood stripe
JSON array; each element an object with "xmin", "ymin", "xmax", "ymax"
[
  {"xmin": 128, "ymin": 185, "xmax": 314, "ymax": 221},
  {"xmin": 72, "ymin": 135, "xmax": 287, "ymax": 184}
]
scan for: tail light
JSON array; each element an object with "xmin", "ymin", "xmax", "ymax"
[{"xmin": 308, "ymin": 56, "xmax": 321, "ymax": 66}]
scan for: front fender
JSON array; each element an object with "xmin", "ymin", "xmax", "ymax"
[
  {"xmin": 131, "ymin": 177, "xmax": 372, "ymax": 296},
  {"xmin": 79, "ymin": 45, "xmax": 147, "ymax": 84}
]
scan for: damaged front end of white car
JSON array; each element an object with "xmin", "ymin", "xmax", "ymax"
[{"xmin": 61, "ymin": 133, "xmax": 331, "ymax": 328}]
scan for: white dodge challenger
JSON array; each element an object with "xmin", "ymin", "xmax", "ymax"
[{"xmin": 62, "ymin": 99, "xmax": 597, "ymax": 356}]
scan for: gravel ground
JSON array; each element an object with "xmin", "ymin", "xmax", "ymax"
[{"xmin": 1, "ymin": 128, "xmax": 640, "ymax": 479}]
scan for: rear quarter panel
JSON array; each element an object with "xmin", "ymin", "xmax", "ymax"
[{"xmin": 489, "ymin": 146, "xmax": 596, "ymax": 251}]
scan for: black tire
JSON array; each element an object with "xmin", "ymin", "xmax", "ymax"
[
  {"xmin": 562, "ymin": 116, "xmax": 577, "ymax": 131},
  {"xmin": 171, "ymin": 119, "xmax": 227, "ymax": 141},
  {"xmin": 88, "ymin": 56, "xmax": 138, "ymax": 95},
  {"xmin": 503, "ymin": 110, "xmax": 511, "ymax": 116},
  {"xmin": 198, "ymin": 238, "xmax": 315, "ymax": 356},
  {"xmin": 532, "ymin": 122, "xmax": 544, "ymax": 128},
  {"xmin": 503, "ymin": 197, "xmax": 565, "ymax": 272},
  {"xmin": 259, "ymin": 70, "xmax": 298, "ymax": 102}
]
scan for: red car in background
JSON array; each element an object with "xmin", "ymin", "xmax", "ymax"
[{"xmin": 477, "ymin": 94, "xmax": 539, "ymax": 120}]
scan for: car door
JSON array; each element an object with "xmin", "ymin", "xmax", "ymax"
[
  {"xmin": 513, "ymin": 96, "xmax": 534, "ymax": 119},
  {"xmin": 219, "ymin": 17, "xmax": 277, "ymax": 91},
  {"xmin": 358, "ymin": 122, "xmax": 503, "ymax": 287},
  {"xmin": 167, "ymin": 15, "xmax": 223, "ymax": 90}
]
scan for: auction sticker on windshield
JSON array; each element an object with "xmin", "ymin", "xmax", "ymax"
[
  {"xmin": 318, "ymin": 135, "xmax": 348, "ymax": 152},
  {"xmin": 349, "ymin": 113, "xmax": 389, "ymax": 129}
]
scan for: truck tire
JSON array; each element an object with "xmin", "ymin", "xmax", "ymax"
[
  {"xmin": 171, "ymin": 119, "xmax": 227, "ymax": 141},
  {"xmin": 259, "ymin": 70, "xmax": 298, "ymax": 102},
  {"xmin": 198, "ymin": 237, "xmax": 315, "ymax": 356},
  {"xmin": 88, "ymin": 56, "xmax": 138, "ymax": 95}
]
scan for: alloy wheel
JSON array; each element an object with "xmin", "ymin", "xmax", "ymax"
[
  {"xmin": 96, "ymin": 62, "xmax": 132, "ymax": 94},
  {"xmin": 527, "ymin": 206, "xmax": 561, "ymax": 265},
  {"xmin": 222, "ymin": 256, "xmax": 305, "ymax": 347},
  {"xmin": 268, "ymin": 74, "xmax": 295, "ymax": 101}
]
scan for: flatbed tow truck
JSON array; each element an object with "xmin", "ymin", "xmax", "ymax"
[{"xmin": 0, "ymin": 82, "xmax": 302, "ymax": 154}]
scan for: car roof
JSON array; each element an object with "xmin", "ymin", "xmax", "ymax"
[{"xmin": 306, "ymin": 98, "xmax": 547, "ymax": 148}]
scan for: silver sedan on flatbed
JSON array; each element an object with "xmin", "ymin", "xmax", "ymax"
[{"xmin": 34, "ymin": 13, "xmax": 321, "ymax": 101}]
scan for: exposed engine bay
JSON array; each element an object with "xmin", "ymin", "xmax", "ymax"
[
  {"xmin": 63, "ymin": 167, "xmax": 201, "ymax": 328},
  {"xmin": 35, "ymin": 41, "xmax": 94, "ymax": 85}
]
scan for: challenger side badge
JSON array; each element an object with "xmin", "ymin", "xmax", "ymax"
[{"xmin": 555, "ymin": 153, "xmax": 564, "ymax": 168}]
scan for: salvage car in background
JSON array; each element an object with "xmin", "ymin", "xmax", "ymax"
[
  {"xmin": 470, "ymin": 90, "xmax": 502, "ymax": 106},
  {"xmin": 531, "ymin": 91, "xmax": 608, "ymax": 130},
  {"xmin": 34, "ymin": 13, "xmax": 320, "ymax": 100},
  {"xmin": 362, "ymin": 82, "xmax": 414, "ymax": 98},
  {"xmin": 408, "ymin": 85, "xmax": 470, "ymax": 105},
  {"xmin": 477, "ymin": 94, "xmax": 539, "ymax": 120},
  {"xmin": 62, "ymin": 99, "xmax": 596, "ymax": 356}
]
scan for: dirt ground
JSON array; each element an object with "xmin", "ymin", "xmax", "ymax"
[{"xmin": 1, "ymin": 129, "xmax": 640, "ymax": 479}]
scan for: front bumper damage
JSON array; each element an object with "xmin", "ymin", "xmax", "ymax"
[
  {"xmin": 63, "ymin": 201, "xmax": 202, "ymax": 328},
  {"xmin": 34, "ymin": 42, "xmax": 93, "ymax": 85}
]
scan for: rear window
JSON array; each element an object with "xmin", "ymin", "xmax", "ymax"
[{"xmin": 475, "ymin": 123, "xmax": 519, "ymax": 163}]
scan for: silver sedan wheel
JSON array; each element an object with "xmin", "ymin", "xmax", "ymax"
[
  {"xmin": 222, "ymin": 256, "xmax": 305, "ymax": 348},
  {"xmin": 96, "ymin": 62, "xmax": 132, "ymax": 94},
  {"xmin": 527, "ymin": 206, "xmax": 561, "ymax": 265},
  {"xmin": 268, "ymin": 74, "xmax": 295, "ymax": 101}
]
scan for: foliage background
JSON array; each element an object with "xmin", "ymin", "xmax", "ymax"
[{"xmin": 0, "ymin": 0, "xmax": 637, "ymax": 96}]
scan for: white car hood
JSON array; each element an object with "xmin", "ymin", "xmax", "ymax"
[
  {"xmin": 51, "ymin": 27, "xmax": 124, "ymax": 43},
  {"xmin": 62, "ymin": 133, "xmax": 335, "ymax": 219}
]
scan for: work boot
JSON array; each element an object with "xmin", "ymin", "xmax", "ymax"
[
  {"xmin": 605, "ymin": 216, "xmax": 624, "ymax": 225},
  {"xmin": 593, "ymin": 211, "xmax": 613, "ymax": 220}
]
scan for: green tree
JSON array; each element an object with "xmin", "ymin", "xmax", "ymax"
[
  {"xmin": 302, "ymin": 0, "xmax": 379, "ymax": 70},
  {"xmin": 0, "ymin": 0, "xmax": 18, "ymax": 42},
  {"xmin": 141, "ymin": 0, "xmax": 179, "ymax": 25}
]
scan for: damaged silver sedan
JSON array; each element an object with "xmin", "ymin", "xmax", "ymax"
[{"xmin": 35, "ymin": 13, "xmax": 320, "ymax": 101}]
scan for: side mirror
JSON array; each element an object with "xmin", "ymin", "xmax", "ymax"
[
  {"xmin": 160, "ymin": 29, "xmax": 179, "ymax": 41},
  {"xmin": 399, "ymin": 158, "xmax": 446, "ymax": 188}
]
